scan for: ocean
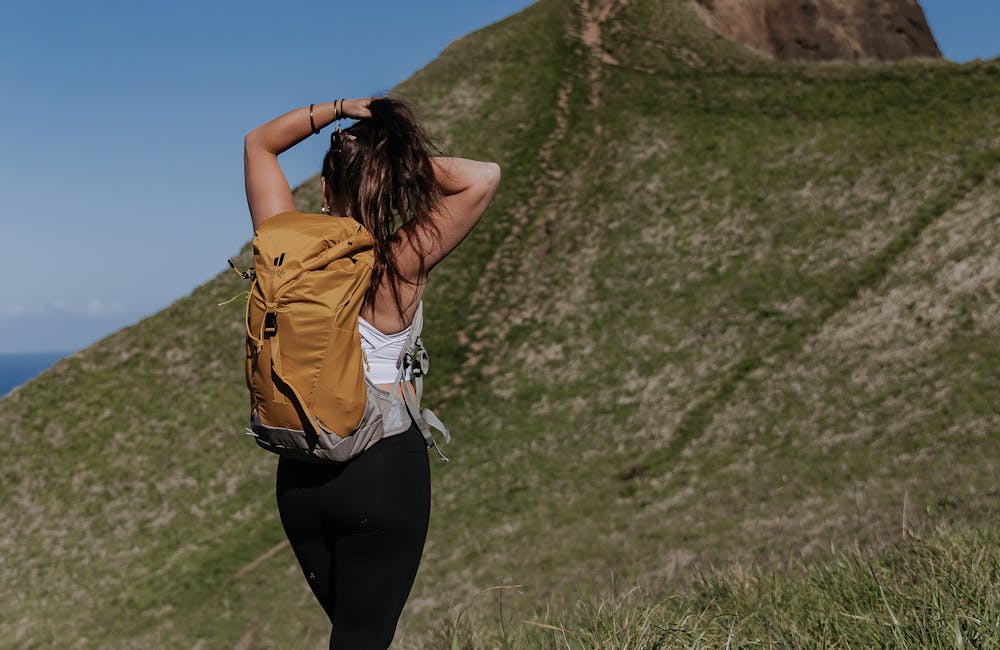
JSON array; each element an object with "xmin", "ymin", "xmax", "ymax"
[{"xmin": 0, "ymin": 352, "xmax": 68, "ymax": 397}]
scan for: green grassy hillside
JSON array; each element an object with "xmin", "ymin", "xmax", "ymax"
[{"xmin": 2, "ymin": 0, "xmax": 998, "ymax": 647}]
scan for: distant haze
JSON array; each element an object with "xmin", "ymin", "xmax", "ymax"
[{"xmin": 0, "ymin": 352, "xmax": 66, "ymax": 396}]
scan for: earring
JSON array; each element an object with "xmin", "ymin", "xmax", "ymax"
[{"xmin": 321, "ymin": 204, "xmax": 330, "ymax": 214}]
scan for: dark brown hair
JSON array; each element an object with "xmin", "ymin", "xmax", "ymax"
[{"xmin": 321, "ymin": 97, "xmax": 440, "ymax": 317}]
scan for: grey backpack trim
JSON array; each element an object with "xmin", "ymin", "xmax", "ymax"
[
  {"xmin": 384, "ymin": 302, "xmax": 451, "ymax": 461},
  {"xmin": 245, "ymin": 301, "xmax": 451, "ymax": 463}
]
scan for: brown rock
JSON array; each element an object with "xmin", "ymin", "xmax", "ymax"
[{"xmin": 692, "ymin": 0, "xmax": 942, "ymax": 61}]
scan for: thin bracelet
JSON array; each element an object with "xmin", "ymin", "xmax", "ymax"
[
  {"xmin": 309, "ymin": 103, "xmax": 320, "ymax": 134},
  {"xmin": 335, "ymin": 98, "xmax": 344, "ymax": 120}
]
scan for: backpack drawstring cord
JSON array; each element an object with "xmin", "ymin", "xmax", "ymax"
[{"xmin": 217, "ymin": 289, "xmax": 250, "ymax": 307}]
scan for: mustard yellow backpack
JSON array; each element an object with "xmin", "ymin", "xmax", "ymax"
[{"xmin": 232, "ymin": 210, "xmax": 450, "ymax": 462}]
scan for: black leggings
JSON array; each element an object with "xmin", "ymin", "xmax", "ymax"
[{"xmin": 275, "ymin": 421, "xmax": 431, "ymax": 649}]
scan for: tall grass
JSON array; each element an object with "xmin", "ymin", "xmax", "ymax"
[{"xmin": 441, "ymin": 526, "xmax": 1000, "ymax": 648}]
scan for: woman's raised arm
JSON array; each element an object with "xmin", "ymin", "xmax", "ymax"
[
  {"xmin": 393, "ymin": 156, "xmax": 501, "ymax": 278},
  {"xmin": 243, "ymin": 99, "xmax": 372, "ymax": 230}
]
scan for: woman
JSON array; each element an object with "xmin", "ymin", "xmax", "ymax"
[{"xmin": 243, "ymin": 96, "xmax": 500, "ymax": 648}]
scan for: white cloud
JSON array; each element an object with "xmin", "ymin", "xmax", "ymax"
[
  {"xmin": 0, "ymin": 300, "xmax": 127, "ymax": 319},
  {"xmin": 80, "ymin": 299, "xmax": 128, "ymax": 318},
  {"xmin": 0, "ymin": 304, "xmax": 39, "ymax": 317}
]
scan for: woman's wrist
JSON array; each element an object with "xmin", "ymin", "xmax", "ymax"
[
  {"xmin": 244, "ymin": 98, "xmax": 374, "ymax": 156},
  {"xmin": 306, "ymin": 98, "xmax": 372, "ymax": 134},
  {"xmin": 307, "ymin": 101, "xmax": 341, "ymax": 134},
  {"xmin": 302, "ymin": 99, "xmax": 349, "ymax": 137},
  {"xmin": 309, "ymin": 97, "xmax": 374, "ymax": 131}
]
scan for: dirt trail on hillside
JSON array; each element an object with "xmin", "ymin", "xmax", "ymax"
[
  {"xmin": 579, "ymin": 0, "xmax": 623, "ymax": 65},
  {"xmin": 449, "ymin": 1, "xmax": 626, "ymax": 390},
  {"xmin": 579, "ymin": 0, "xmax": 627, "ymax": 120},
  {"xmin": 450, "ymin": 76, "xmax": 573, "ymax": 377},
  {"xmin": 234, "ymin": 539, "xmax": 288, "ymax": 579}
]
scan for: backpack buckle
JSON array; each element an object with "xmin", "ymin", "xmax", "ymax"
[
  {"xmin": 263, "ymin": 312, "xmax": 278, "ymax": 337},
  {"xmin": 410, "ymin": 340, "xmax": 429, "ymax": 378},
  {"xmin": 227, "ymin": 259, "xmax": 255, "ymax": 280}
]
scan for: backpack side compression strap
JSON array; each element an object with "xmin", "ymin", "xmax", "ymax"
[
  {"xmin": 400, "ymin": 382, "xmax": 450, "ymax": 462},
  {"xmin": 385, "ymin": 302, "xmax": 451, "ymax": 462}
]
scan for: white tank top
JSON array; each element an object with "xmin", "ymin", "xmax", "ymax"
[{"xmin": 358, "ymin": 315, "xmax": 413, "ymax": 384}]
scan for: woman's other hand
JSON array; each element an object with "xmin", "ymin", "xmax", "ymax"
[{"xmin": 391, "ymin": 157, "xmax": 501, "ymax": 279}]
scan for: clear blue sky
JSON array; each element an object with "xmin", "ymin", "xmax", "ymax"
[{"xmin": 1, "ymin": 1, "xmax": 996, "ymax": 354}]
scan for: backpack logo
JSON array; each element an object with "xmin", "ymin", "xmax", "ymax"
[{"xmin": 273, "ymin": 253, "xmax": 286, "ymax": 266}]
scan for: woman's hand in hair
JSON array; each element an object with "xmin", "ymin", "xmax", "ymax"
[{"xmin": 342, "ymin": 97, "xmax": 375, "ymax": 120}]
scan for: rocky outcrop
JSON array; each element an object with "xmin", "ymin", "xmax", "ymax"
[{"xmin": 692, "ymin": 0, "xmax": 942, "ymax": 61}]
